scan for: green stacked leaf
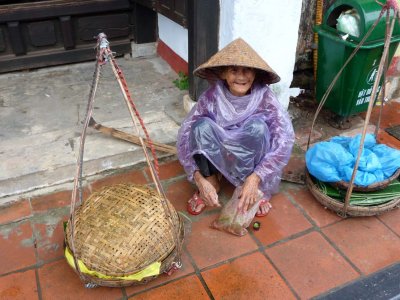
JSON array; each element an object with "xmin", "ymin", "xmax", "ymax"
[{"xmin": 316, "ymin": 179, "xmax": 400, "ymax": 206}]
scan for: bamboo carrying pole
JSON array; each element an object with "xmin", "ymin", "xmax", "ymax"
[
  {"xmin": 342, "ymin": 7, "xmax": 397, "ymax": 215},
  {"xmin": 102, "ymin": 35, "xmax": 182, "ymax": 270}
]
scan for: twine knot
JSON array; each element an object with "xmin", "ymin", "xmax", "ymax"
[
  {"xmin": 386, "ymin": 0, "xmax": 399, "ymax": 10},
  {"xmin": 377, "ymin": 0, "xmax": 399, "ymax": 11}
]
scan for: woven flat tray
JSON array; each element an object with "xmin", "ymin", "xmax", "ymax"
[
  {"xmin": 65, "ymin": 184, "xmax": 182, "ymax": 278},
  {"xmin": 65, "ymin": 217, "xmax": 184, "ymax": 287}
]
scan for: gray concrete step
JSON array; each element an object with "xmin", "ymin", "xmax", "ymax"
[{"xmin": 0, "ymin": 55, "xmax": 187, "ymax": 205}]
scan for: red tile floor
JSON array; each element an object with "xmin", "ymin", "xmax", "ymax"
[
  {"xmin": 1, "ymin": 80, "xmax": 400, "ymax": 299},
  {"xmin": 0, "ymin": 155, "xmax": 399, "ymax": 300}
]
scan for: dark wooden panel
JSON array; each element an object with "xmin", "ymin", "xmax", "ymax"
[
  {"xmin": 27, "ymin": 20, "xmax": 56, "ymax": 47},
  {"xmin": 77, "ymin": 13, "xmax": 130, "ymax": 41},
  {"xmin": 0, "ymin": 41, "xmax": 131, "ymax": 73},
  {"xmin": 188, "ymin": 0, "xmax": 219, "ymax": 100},
  {"xmin": 132, "ymin": 2, "xmax": 157, "ymax": 44},
  {"xmin": 59, "ymin": 16, "xmax": 74, "ymax": 50},
  {"xmin": 132, "ymin": 0, "xmax": 155, "ymax": 10},
  {"xmin": 0, "ymin": 27, "xmax": 5, "ymax": 52},
  {"xmin": 159, "ymin": 0, "xmax": 173, "ymax": 9},
  {"xmin": 0, "ymin": 1, "xmax": 134, "ymax": 73},
  {"xmin": 7, "ymin": 21, "xmax": 26, "ymax": 55},
  {"xmin": 131, "ymin": 0, "xmax": 187, "ymax": 27},
  {"xmin": 174, "ymin": 0, "xmax": 186, "ymax": 17},
  {"xmin": 0, "ymin": 0, "xmax": 131, "ymax": 22}
]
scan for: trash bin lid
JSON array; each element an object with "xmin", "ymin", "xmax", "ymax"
[{"xmin": 323, "ymin": 0, "xmax": 400, "ymax": 43}]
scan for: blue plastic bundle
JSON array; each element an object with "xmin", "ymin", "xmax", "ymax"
[{"xmin": 306, "ymin": 134, "xmax": 400, "ymax": 186}]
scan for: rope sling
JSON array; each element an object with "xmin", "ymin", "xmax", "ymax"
[{"xmin": 65, "ymin": 33, "xmax": 183, "ymax": 287}]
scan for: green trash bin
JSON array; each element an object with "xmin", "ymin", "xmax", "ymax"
[{"xmin": 314, "ymin": 0, "xmax": 400, "ymax": 118}]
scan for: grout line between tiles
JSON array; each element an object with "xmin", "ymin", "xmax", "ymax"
[
  {"xmin": 283, "ymin": 189, "xmax": 320, "ymax": 228},
  {"xmin": 182, "ymin": 246, "xmax": 215, "ymax": 300},
  {"xmin": 262, "ymin": 227, "xmax": 316, "ymax": 250},
  {"xmin": 0, "ymin": 199, "xmax": 34, "ymax": 227},
  {"xmin": 125, "ymin": 247, "xmax": 201, "ymax": 299},
  {"xmin": 287, "ymin": 194, "xmax": 363, "ymax": 276},
  {"xmin": 28, "ymin": 216, "xmax": 41, "ymax": 271},
  {"xmin": 195, "ymin": 274, "xmax": 215, "ymax": 300},
  {"xmin": 0, "ymin": 215, "xmax": 33, "ymax": 228},
  {"xmin": 196, "ymin": 249, "xmax": 261, "ymax": 274},
  {"xmin": 0, "ymin": 264, "xmax": 38, "ymax": 279},
  {"xmin": 261, "ymin": 250, "xmax": 301, "ymax": 300},
  {"xmin": 125, "ymin": 273, "xmax": 198, "ymax": 299},
  {"xmin": 248, "ymin": 230, "xmax": 266, "ymax": 248},
  {"xmin": 162, "ymin": 174, "xmax": 190, "ymax": 185},
  {"xmin": 119, "ymin": 287, "xmax": 128, "ymax": 300},
  {"xmin": 35, "ymin": 268, "xmax": 43, "ymax": 300},
  {"xmin": 318, "ymin": 229, "xmax": 363, "ymax": 276},
  {"xmin": 376, "ymin": 212, "xmax": 400, "ymax": 239},
  {"xmin": 283, "ymin": 188, "xmax": 363, "ymax": 275}
]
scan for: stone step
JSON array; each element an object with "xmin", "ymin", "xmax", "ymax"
[{"xmin": 0, "ymin": 111, "xmax": 179, "ymax": 204}]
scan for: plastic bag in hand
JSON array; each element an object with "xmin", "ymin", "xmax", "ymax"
[{"xmin": 211, "ymin": 186, "xmax": 263, "ymax": 236}]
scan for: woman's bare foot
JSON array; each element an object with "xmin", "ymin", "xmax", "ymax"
[
  {"xmin": 256, "ymin": 200, "xmax": 272, "ymax": 217},
  {"xmin": 205, "ymin": 174, "xmax": 221, "ymax": 193},
  {"xmin": 193, "ymin": 172, "xmax": 221, "ymax": 208}
]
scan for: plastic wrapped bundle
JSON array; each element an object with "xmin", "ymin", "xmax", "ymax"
[
  {"xmin": 211, "ymin": 186, "xmax": 263, "ymax": 236},
  {"xmin": 306, "ymin": 134, "xmax": 400, "ymax": 190}
]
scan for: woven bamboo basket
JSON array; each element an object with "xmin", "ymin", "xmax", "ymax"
[
  {"xmin": 65, "ymin": 34, "xmax": 184, "ymax": 287},
  {"xmin": 65, "ymin": 184, "xmax": 183, "ymax": 287},
  {"xmin": 329, "ymin": 168, "xmax": 400, "ymax": 192},
  {"xmin": 306, "ymin": 170, "xmax": 400, "ymax": 216}
]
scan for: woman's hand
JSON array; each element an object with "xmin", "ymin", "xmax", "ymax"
[
  {"xmin": 194, "ymin": 171, "xmax": 220, "ymax": 207},
  {"xmin": 238, "ymin": 173, "xmax": 261, "ymax": 212}
]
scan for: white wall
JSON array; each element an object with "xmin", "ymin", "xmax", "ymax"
[
  {"xmin": 157, "ymin": 2, "xmax": 302, "ymax": 109},
  {"xmin": 220, "ymin": 0, "xmax": 302, "ymax": 108},
  {"xmin": 157, "ymin": 14, "xmax": 188, "ymax": 61}
]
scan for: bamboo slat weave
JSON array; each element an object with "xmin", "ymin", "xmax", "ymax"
[
  {"xmin": 194, "ymin": 38, "xmax": 280, "ymax": 84},
  {"xmin": 65, "ymin": 184, "xmax": 180, "ymax": 277}
]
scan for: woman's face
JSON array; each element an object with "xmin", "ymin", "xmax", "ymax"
[{"xmin": 221, "ymin": 66, "xmax": 256, "ymax": 96}]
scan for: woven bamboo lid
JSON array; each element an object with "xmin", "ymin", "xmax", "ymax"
[
  {"xmin": 65, "ymin": 184, "xmax": 180, "ymax": 277},
  {"xmin": 194, "ymin": 38, "xmax": 280, "ymax": 84}
]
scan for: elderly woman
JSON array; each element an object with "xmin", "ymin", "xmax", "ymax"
[{"xmin": 177, "ymin": 38, "xmax": 294, "ymax": 218}]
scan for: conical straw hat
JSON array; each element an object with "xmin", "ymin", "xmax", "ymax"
[{"xmin": 194, "ymin": 38, "xmax": 280, "ymax": 84}]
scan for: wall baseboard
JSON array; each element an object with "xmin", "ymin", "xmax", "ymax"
[{"xmin": 157, "ymin": 39, "xmax": 188, "ymax": 75}]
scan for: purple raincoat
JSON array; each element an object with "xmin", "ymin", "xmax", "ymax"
[{"xmin": 177, "ymin": 80, "xmax": 295, "ymax": 199}]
